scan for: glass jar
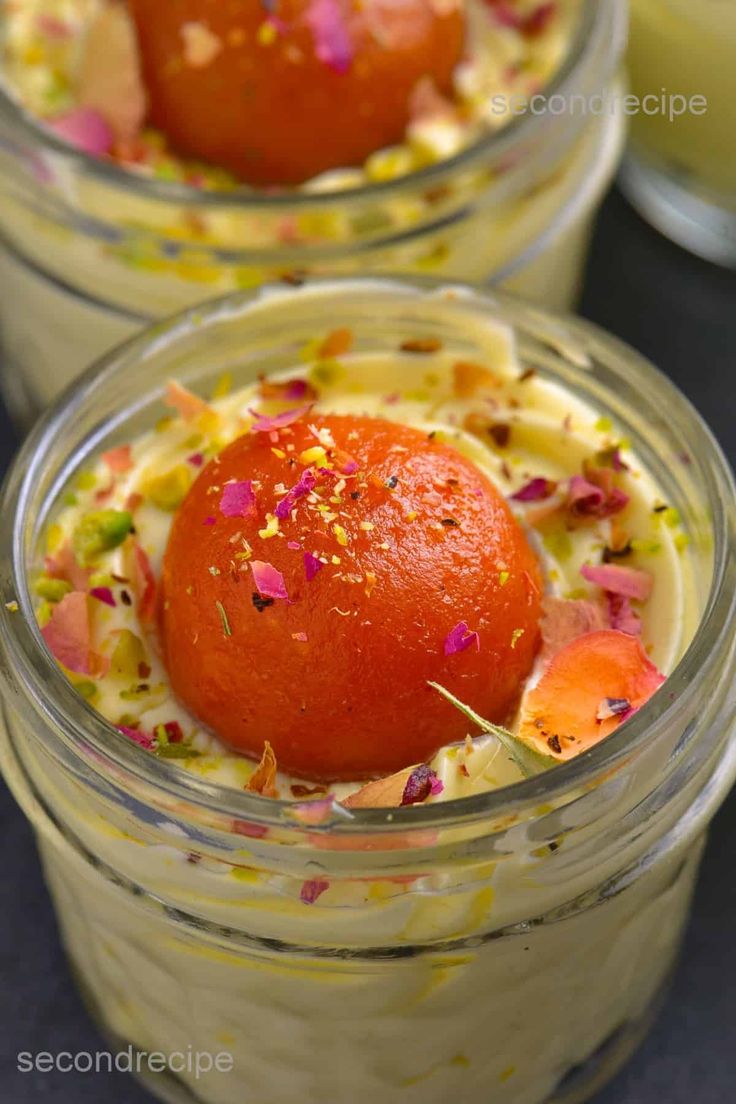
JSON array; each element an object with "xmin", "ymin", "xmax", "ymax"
[
  {"xmin": 622, "ymin": 0, "xmax": 736, "ymax": 266},
  {"xmin": 1, "ymin": 278, "xmax": 734, "ymax": 1104},
  {"xmin": 0, "ymin": 0, "xmax": 626, "ymax": 427}
]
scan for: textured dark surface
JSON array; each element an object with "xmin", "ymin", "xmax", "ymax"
[{"xmin": 0, "ymin": 186, "xmax": 735, "ymax": 1102}]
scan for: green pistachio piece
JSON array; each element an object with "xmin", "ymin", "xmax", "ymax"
[
  {"xmin": 156, "ymin": 744, "xmax": 201, "ymax": 760},
  {"xmin": 141, "ymin": 465, "xmax": 192, "ymax": 511},
  {"xmin": 34, "ymin": 576, "xmax": 73, "ymax": 603},
  {"xmin": 110, "ymin": 630, "xmax": 148, "ymax": 681},
  {"xmin": 72, "ymin": 509, "xmax": 132, "ymax": 565}
]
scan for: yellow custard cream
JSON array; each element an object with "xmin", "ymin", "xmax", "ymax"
[
  {"xmin": 0, "ymin": 1, "xmax": 626, "ymax": 416},
  {"xmin": 628, "ymin": 0, "xmax": 736, "ymax": 201},
  {"xmin": 2, "ymin": 285, "xmax": 726, "ymax": 1104}
]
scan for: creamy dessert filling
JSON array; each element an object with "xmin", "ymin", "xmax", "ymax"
[{"xmin": 34, "ymin": 319, "xmax": 695, "ymax": 807}]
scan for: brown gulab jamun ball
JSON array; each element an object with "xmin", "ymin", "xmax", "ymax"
[
  {"xmin": 160, "ymin": 413, "xmax": 542, "ymax": 780},
  {"xmin": 127, "ymin": 0, "xmax": 467, "ymax": 185}
]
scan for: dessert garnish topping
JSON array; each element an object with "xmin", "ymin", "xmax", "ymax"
[
  {"xmin": 518, "ymin": 631, "xmax": 665, "ymax": 760},
  {"xmin": 429, "ymin": 681, "xmax": 556, "ymax": 777},
  {"xmin": 444, "ymin": 621, "xmax": 481, "ymax": 656},
  {"xmin": 220, "ymin": 481, "xmax": 257, "ymax": 519}
]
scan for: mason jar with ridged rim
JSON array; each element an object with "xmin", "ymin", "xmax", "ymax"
[
  {"xmin": 0, "ymin": 0, "xmax": 626, "ymax": 426},
  {"xmin": 0, "ymin": 277, "xmax": 734, "ymax": 1104}
]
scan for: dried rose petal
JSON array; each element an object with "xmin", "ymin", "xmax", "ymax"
[
  {"xmin": 165, "ymin": 380, "xmax": 208, "ymax": 421},
  {"xmin": 48, "ymin": 108, "xmax": 113, "ymax": 156},
  {"xmin": 306, "ymin": 0, "xmax": 353, "ymax": 74},
  {"xmin": 249, "ymin": 404, "xmax": 313, "ymax": 434},
  {"xmin": 246, "ymin": 741, "xmax": 278, "ymax": 798},
  {"xmin": 220, "ymin": 480, "xmax": 257, "ymax": 519},
  {"xmin": 45, "ymin": 543, "xmax": 90, "ymax": 592},
  {"xmin": 275, "ymin": 469, "xmax": 317, "ymax": 520},
  {"xmin": 524, "ymin": 1, "xmax": 557, "ymax": 36},
  {"xmin": 511, "ymin": 477, "xmax": 558, "ymax": 503},
  {"xmin": 250, "ymin": 560, "xmax": 288, "ymax": 601},
  {"xmin": 304, "ymin": 553, "xmax": 323, "ymax": 582},
  {"xmin": 129, "ymin": 541, "xmax": 157, "ymax": 623},
  {"xmin": 163, "ymin": 720, "xmax": 184, "ymax": 743},
  {"xmin": 90, "ymin": 586, "xmax": 116, "ymax": 608},
  {"xmin": 540, "ymin": 596, "xmax": 607, "ymax": 660},
  {"xmin": 41, "ymin": 592, "xmax": 92, "ymax": 675},
  {"xmin": 259, "ymin": 377, "xmax": 317, "ymax": 403},
  {"xmin": 581, "ymin": 563, "xmax": 653, "ymax": 601},
  {"xmin": 117, "ymin": 724, "xmax": 155, "ymax": 750},
  {"xmin": 444, "ymin": 621, "xmax": 480, "ymax": 656},
  {"xmin": 76, "ymin": 2, "xmax": 147, "ymax": 143},
  {"xmin": 607, "ymin": 592, "xmax": 642, "ymax": 636},
  {"xmin": 101, "ymin": 445, "xmax": 133, "ymax": 473},
  {"xmin": 401, "ymin": 765, "xmax": 443, "ymax": 805},
  {"xmin": 567, "ymin": 475, "xmax": 629, "ymax": 519},
  {"xmin": 300, "ymin": 878, "xmax": 330, "ymax": 904},
  {"xmin": 36, "ymin": 14, "xmax": 72, "ymax": 39}
]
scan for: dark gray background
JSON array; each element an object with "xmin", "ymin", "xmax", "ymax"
[{"xmin": 1, "ymin": 187, "xmax": 735, "ymax": 1102}]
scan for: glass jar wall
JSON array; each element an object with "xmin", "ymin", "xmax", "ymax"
[{"xmin": 0, "ymin": 278, "xmax": 734, "ymax": 1104}]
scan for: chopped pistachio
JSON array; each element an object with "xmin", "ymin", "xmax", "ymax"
[
  {"xmin": 72, "ymin": 509, "xmax": 133, "ymax": 564},
  {"xmin": 157, "ymin": 744, "xmax": 201, "ymax": 760},
  {"xmin": 110, "ymin": 630, "xmax": 148, "ymax": 681},
  {"xmin": 34, "ymin": 576, "xmax": 72, "ymax": 603},
  {"xmin": 76, "ymin": 470, "xmax": 97, "ymax": 491},
  {"xmin": 141, "ymin": 466, "xmax": 191, "ymax": 511}
]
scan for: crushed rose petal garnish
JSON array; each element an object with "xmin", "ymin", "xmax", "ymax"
[
  {"xmin": 444, "ymin": 621, "xmax": 481, "ymax": 656},
  {"xmin": 220, "ymin": 480, "xmax": 257, "ymax": 519},
  {"xmin": 250, "ymin": 561, "xmax": 289, "ymax": 601}
]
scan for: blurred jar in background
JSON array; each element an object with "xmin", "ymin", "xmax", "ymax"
[
  {"xmin": 0, "ymin": 0, "xmax": 625, "ymax": 427},
  {"xmin": 623, "ymin": 0, "xmax": 736, "ymax": 266}
]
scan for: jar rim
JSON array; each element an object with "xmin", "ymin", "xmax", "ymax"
[
  {"xmin": 0, "ymin": 0, "xmax": 616, "ymax": 212},
  {"xmin": 1, "ymin": 275, "xmax": 734, "ymax": 834}
]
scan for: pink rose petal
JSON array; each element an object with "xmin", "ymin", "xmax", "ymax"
[
  {"xmin": 524, "ymin": 2, "xmax": 557, "ymax": 37},
  {"xmin": 117, "ymin": 725, "xmax": 155, "ymax": 750},
  {"xmin": 249, "ymin": 404, "xmax": 313, "ymax": 434},
  {"xmin": 402, "ymin": 765, "xmax": 443, "ymax": 805},
  {"xmin": 165, "ymin": 380, "xmax": 208, "ymax": 421},
  {"xmin": 607, "ymin": 592, "xmax": 643, "ymax": 636},
  {"xmin": 76, "ymin": 1, "xmax": 147, "ymax": 143},
  {"xmin": 220, "ymin": 480, "xmax": 257, "ymax": 519},
  {"xmin": 444, "ymin": 621, "xmax": 481, "ymax": 656},
  {"xmin": 511, "ymin": 477, "xmax": 558, "ymax": 502},
  {"xmin": 581, "ymin": 563, "xmax": 653, "ymax": 601},
  {"xmin": 36, "ymin": 14, "xmax": 73, "ymax": 39},
  {"xmin": 300, "ymin": 878, "xmax": 330, "ymax": 904},
  {"xmin": 48, "ymin": 108, "xmax": 113, "ymax": 156},
  {"xmin": 567, "ymin": 475, "xmax": 629, "ymax": 518},
  {"xmin": 250, "ymin": 560, "xmax": 289, "ymax": 601},
  {"xmin": 45, "ymin": 543, "xmax": 90, "ymax": 592},
  {"xmin": 306, "ymin": 0, "xmax": 353, "ymax": 74},
  {"xmin": 90, "ymin": 586, "xmax": 116, "ymax": 608},
  {"xmin": 540, "ymin": 596, "xmax": 607, "ymax": 660},
  {"xmin": 41, "ymin": 592, "xmax": 91, "ymax": 675},
  {"xmin": 304, "ymin": 553, "xmax": 323, "ymax": 582},
  {"xmin": 101, "ymin": 445, "xmax": 133, "ymax": 473},
  {"xmin": 275, "ymin": 469, "xmax": 317, "ymax": 520},
  {"xmin": 129, "ymin": 541, "xmax": 157, "ymax": 623}
]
